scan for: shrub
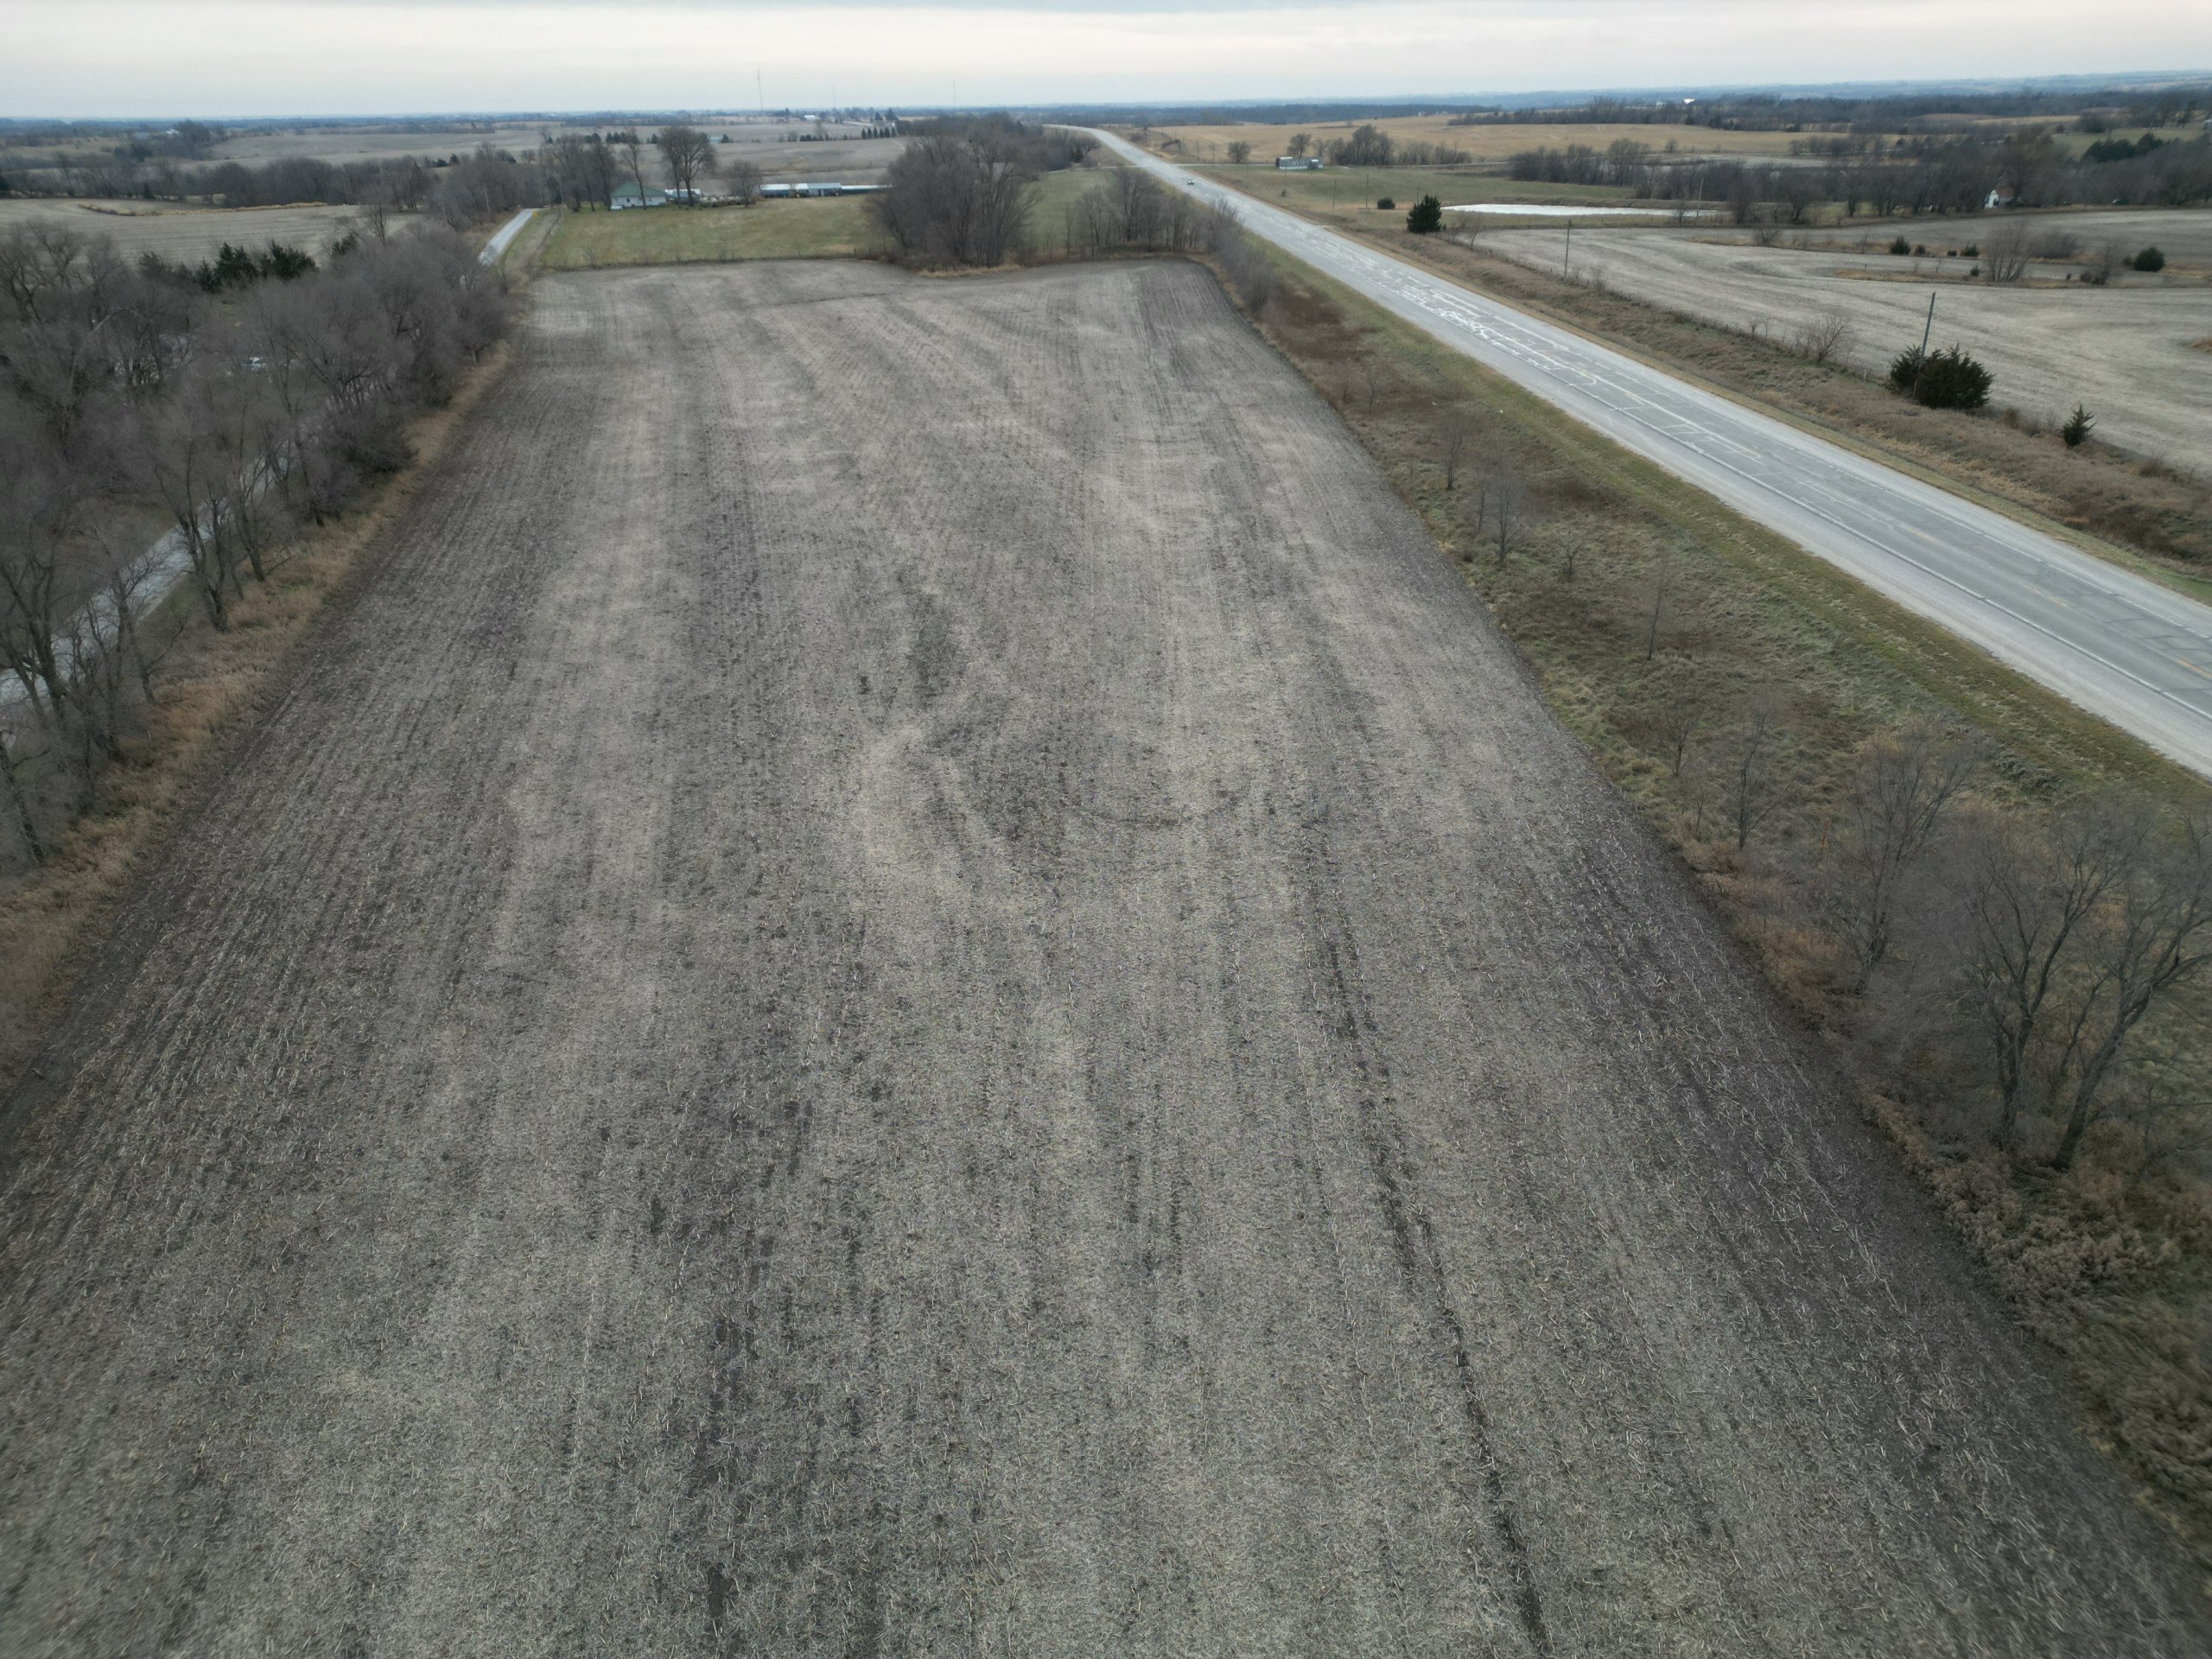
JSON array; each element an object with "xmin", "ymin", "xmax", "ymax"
[
  {"xmin": 1405, "ymin": 194, "xmax": 1444, "ymax": 234},
  {"xmin": 1889, "ymin": 235, "xmax": 1911, "ymax": 254},
  {"xmin": 1890, "ymin": 344, "xmax": 1993, "ymax": 410},
  {"xmin": 1913, "ymin": 345, "xmax": 1993, "ymax": 410},
  {"xmin": 1376, "ymin": 196, "xmax": 1395, "ymax": 210},
  {"xmin": 2133, "ymin": 245, "xmax": 2166, "ymax": 272},
  {"xmin": 2063, "ymin": 404, "xmax": 2095, "ymax": 447}
]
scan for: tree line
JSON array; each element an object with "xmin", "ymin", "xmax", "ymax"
[
  {"xmin": 869, "ymin": 118, "xmax": 1094, "ymax": 268},
  {"xmin": 1505, "ymin": 130, "xmax": 2212, "ymax": 214},
  {"xmin": 0, "ymin": 221, "xmax": 510, "ymax": 867},
  {"xmin": 1, "ymin": 135, "xmax": 729, "ymax": 225},
  {"xmin": 1454, "ymin": 83, "xmax": 2209, "ymax": 132},
  {"xmin": 868, "ymin": 122, "xmax": 1275, "ymax": 304}
]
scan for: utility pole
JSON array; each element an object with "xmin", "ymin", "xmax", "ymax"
[
  {"xmin": 756, "ymin": 69, "xmax": 764, "ymax": 116},
  {"xmin": 1919, "ymin": 289, "xmax": 1936, "ymax": 356},
  {"xmin": 1563, "ymin": 219, "xmax": 1572, "ymax": 278}
]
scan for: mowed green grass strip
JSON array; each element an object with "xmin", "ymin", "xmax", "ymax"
[
  {"xmin": 539, "ymin": 197, "xmax": 887, "ymax": 267},
  {"xmin": 539, "ymin": 169, "xmax": 1116, "ymax": 270}
]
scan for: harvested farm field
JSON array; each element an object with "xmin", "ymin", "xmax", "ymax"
[
  {"xmin": 0, "ymin": 258, "xmax": 2203, "ymax": 1656},
  {"xmin": 1476, "ymin": 218, "xmax": 2212, "ymax": 467},
  {"xmin": 0, "ymin": 196, "xmax": 386, "ymax": 260}
]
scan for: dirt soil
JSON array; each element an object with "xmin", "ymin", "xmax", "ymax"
[
  {"xmin": 0, "ymin": 260, "xmax": 2202, "ymax": 1656},
  {"xmin": 1478, "ymin": 219, "xmax": 2212, "ymax": 467}
]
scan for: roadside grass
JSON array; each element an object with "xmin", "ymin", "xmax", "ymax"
[
  {"xmin": 0, "ymin": 346, "xmax": 513, "ymax": 1093},
  {"xmin": 1205, "ymin": 166, "xmax": 2212, "ymax": 582},
  {"xmin": 1221, "ymin": 240, "xmax": 2212, "ymax": 1560}
]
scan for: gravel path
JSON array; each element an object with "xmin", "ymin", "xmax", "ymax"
[{"xmin": 0, "ymin": 261, "xmax": 2202, "ymax": 1656}]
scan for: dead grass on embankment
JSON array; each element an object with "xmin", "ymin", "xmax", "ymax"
[
  {"xmin": 1208, "ymin": 245, "xmax": 2212, "ymax": 1567},
  {"xmin": 0, "ymin": 344, "xmax": 513, "ymax": 1096}
]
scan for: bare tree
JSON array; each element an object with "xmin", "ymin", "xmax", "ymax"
[
  {"xmin": 872, "ymin": 133, "xmax": 1034, "ymax": 267},
  {"xmin": 1288, "ymin": 133, "xmax": 1312, "ymax": 159},
  {"xmin": 1654, "ymin": 693, "xmax": 1702, "ymax": 777},
  {"xmin": 2109, "ymin": 1077, "xmax": 2212, "ymax": 1192},
  {"xmin": 2047, "ymin": 810, "xmax": 2212, "ymax": 1168},
  {"xmin": 617, "ymin": 137, "xmax": 650, "ymax": 207},
  {"xmin": 1354, "ymin": 353, "xmax": 1381, "ymax": 411},
  {"xmin": 1726, "ymin": 697, "xmax": 1783, "ymax": 849},
  {"xmin": 140, "ymin": 368, "xmax": 238, "ymax": 629},
  {"xmin": 1828, "ymin": 724, "xmax": 1978, "ymax": 989},
  {"xmin": 1642, "ymin": 556, "xmax": 1675, "ymax": 660},
  {"xmin": 1225, "ymin": 141, "xmax": 1252, "ymax": 165},
  {"xmin": 659, "ymin": 125, "xmax": 721, "ymax": 202},
  {"xmin": 0, "ymin": 722, "xmax": 46, "ymax": 864},
  {"xmin": 545, "ymin": 134, "xmax": 617, "ymax": 210},
  {"xmin": 1956, "ymin": 804, "xmax": 2140, "ymax": 1150},
  {"xmin": 724, "ymin": 158, "xmax": 765, "ymax": 207},
  {"xmin": 1789, "ymin": 306, "xmax": 1854, "ymax": 365},
  {"xmin": 1490, "ymin": 474, "xmax": 1529, "ymax": 563},
  {"xmin": 1981, "ymin": 218, "xmax": 2031, "ymax": 283},
  {"xmin": 0, "ymin": 412, "xmax": 87, "ymax": 718},
  {"xmin": 1440, "ymin": 415, "xmax": 1472, "ymax": 491}
]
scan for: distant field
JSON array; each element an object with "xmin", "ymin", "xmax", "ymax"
[
  {"xmin": 0, "ymin": 198, "xmax": 383, "ymax": 259},
  {"xmin": 205, "ymin": 122, "xmax": 553, "ymax": 168},
  {"xmin": 1473, "ymin": 213, "xmax": 2212, "ymax": 466},
  {"xmin": 538, "ymin": 168, "xmax": 1111, "ymax": 270},
  {"xmin": 213, "ymin": 118, "xmax": 906, "ymax": 183},
  {"xmin": 1, "ymin": 118, "xmax": 908, "ymax": 188},
  {"xmin": 1198, "ymin": 162, "xmax": 1635, "ymax": 231},
  {"xmin": 1136, "ymin": 118, "xmax": 1812, "ymax": 166}
]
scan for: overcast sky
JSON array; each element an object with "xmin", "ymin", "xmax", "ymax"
[{"xmin": 4, "ymin": 1, "xmax": 2206, "ymax": 118}]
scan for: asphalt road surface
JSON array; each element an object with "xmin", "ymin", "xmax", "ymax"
[
  {"xmin": 1090, "ymin": 130, "xmax": 2212, "ymax": 780},
  {"xmin": 0, "ymin": 263, "xmax": 2203, "ymax": 1656}
]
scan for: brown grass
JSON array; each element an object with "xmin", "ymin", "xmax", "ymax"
[
  {"xmin": 1223, "ymin": 242, "xmax": 2212, "ymax": 1563},
  {"xmin": 0, "ymin": 344, "xmax": 513, "ymax": 1094}
]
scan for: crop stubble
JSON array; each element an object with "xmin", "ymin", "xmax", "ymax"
[{"xmin": 0, "ymin": 262, "xmax": 2200, "ymax": 1656}]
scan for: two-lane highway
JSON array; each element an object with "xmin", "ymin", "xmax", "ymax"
[{"xmin": 1090, "ymin": 130, "xmax": 2212, "ymax": 779}]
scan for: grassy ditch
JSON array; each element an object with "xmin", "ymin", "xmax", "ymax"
[
  {"xmin": 1214, "ymin": 238, "xmax": 2212, "ymax": 1561},
  {"xmin": 0, "ymin": 345, "xmax": 514, "ymax": 1094}
]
